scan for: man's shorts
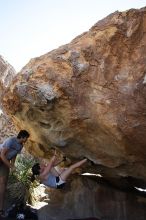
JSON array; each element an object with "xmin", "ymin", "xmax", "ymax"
[{"xmin": 0, "ymin": 161, "xmax": 9, "ymax": 177}]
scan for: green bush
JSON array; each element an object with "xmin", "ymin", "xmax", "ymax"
[{"xmin": 9, "ymin": 152, "xmax": 38, "ymax": 188}]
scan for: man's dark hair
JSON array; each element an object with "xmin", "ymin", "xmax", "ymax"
[{"xmin": 17, "ymin": 130, "xmax": 30, "ymax": 139}]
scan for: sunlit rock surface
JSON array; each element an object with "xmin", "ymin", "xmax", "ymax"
[
  {"xmin": 0, "ymin": 56, "xmax": 17, "ymax": 142},
  {"xmin": 1, "ymin": 8, "xmax": 146, "ymax": 187},
  {"xmin": 0, "ymin": 55, "xmax": 16, "ymax": 100},
  {"xmin": 36, "ymin": 176, "xmax": 146, "ymax": 220}
]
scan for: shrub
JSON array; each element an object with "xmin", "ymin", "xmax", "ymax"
[{"xmin": 9, "ymin": 152, "xmax": 38, "ymax": 188}]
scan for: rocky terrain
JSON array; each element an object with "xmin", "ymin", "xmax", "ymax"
[
  {"xmin": 0, "ymin": 56, "xmax": 17, "ymax": 142},
  {"xmin": 1, "ymin": 7, "xmax": 146, "ymax": 220}
]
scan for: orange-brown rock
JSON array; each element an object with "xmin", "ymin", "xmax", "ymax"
[
  {"xmin": 1, "ymin": 8, "xmax": 146, "ymax": 185},
  {"xmin": 0, "ymin": 112, "xmax": 17, "ymax": 143},
  {"xmin": 0, "ymin": 56, "xmax": 17, "ymax": 142}
]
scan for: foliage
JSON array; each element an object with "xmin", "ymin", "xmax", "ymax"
[{"xmin": 9, "ymin": 151, "xmax": 38, "ymax": 188}]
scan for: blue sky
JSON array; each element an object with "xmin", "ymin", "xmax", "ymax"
[{"xmin": 0, "ymin": 0, "xmax": 146, "ymax": 72}]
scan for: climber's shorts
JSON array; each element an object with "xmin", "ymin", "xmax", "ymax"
[
  {"xmin": 56, "ymin": 176, "xmax": 66, "ymax": 189},
  {"xmin": 0, "ymin": 161, "xmax": 9, "ymax": 177}
]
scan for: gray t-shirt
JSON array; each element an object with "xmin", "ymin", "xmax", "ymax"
[{"xmin": 0, "ymin": 136, "xmax": 23, "ymax": 160}]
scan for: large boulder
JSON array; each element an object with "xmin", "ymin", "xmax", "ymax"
[
  {"xmin": 0, "ymin": 112, "xmax": 17, "ymax": 143},
  {"xmin": 37, "ymin": 175, "xmax": 146, "ymax": 220},
  {"xmin": 1, "ymin": 8, "xmax": 146, "ymax": 185},
  {"xmin": 0, "ymin": 56, "xmax": 17, "ymax": 142},
  {"xmin": 0, "ymin": 55, "xmax": 16, "ymax": 100}
]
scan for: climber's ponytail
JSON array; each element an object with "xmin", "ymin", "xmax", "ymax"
[{"xmin": 31, "ymin": 163, "xmax": 41, "ymax": 182}]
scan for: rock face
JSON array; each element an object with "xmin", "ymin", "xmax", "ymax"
[
  {"xmin": 1, "ymin": 8, "xmax": 146, "ymax": 186},
  {"xmin": 0, "ymin": 112, "xmax": 17, "ymax": 143},
  {"xmin": 37, "ymin": 176, "xmax": 146, "ymax": 220},
  {"xmin": 0, "ymin": 56, "xmax": 17, "ymax": 143},
  {"xmin": 0, "ymin": 55, "xmax": 16, "ymax": 100}
]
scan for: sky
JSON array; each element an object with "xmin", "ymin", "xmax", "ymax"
[{"xmin": 0, "ymin": 0, "xmax": 146, "ymax": 72}]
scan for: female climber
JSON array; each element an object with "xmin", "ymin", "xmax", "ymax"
[{"xmin": 31, "ymin": 150, "xmax": 87, "ymax": 189}]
